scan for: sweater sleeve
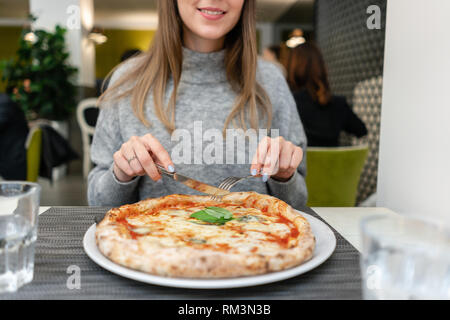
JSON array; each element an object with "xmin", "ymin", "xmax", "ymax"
[
  {"xmin": 263, "ymin": 64, "xmax": 309, "ymax": 209},
  {"xmin": 87, "ymin": 99, "xmax": 141, "ymax": 206}
]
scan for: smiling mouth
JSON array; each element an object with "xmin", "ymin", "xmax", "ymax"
[{"xmin": 197, "ymin": 8, "xmax": 226, "ymax": 15}]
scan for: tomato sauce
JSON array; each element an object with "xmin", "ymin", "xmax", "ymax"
[
  {"xmin": 116, "ymin": 217, "xmax": 140, "ymax": 240},
  {"xmin": 116, "ymin": 198, "xmax": 299, "ymax": 249}
]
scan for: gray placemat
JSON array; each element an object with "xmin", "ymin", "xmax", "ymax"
[{"xmin": 2, "ymin": 206, "xmax": 362, "ymax": 300}]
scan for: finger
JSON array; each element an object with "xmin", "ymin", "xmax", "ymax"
[
  {"xmin": 261, "ymin": 144, "xmax": 280, "ymax": 181},
  {"xmin": 290, "ymin": 146, "xmax": 303, "ymax": 169},
  {"xmin": 122, "ymin": 142, "xmax": 144, "ymax": 176},
  {"xmin": 113, "ymin": 151, "xmax": 134, "ymax": 177},
  {"xmin": 250, "ymin": 151, "xmax": 262, "ymax": 176},
  {"xmin": 251, "ymin": 136, "xmax": 270, "ymax": 175},
  {"xmin": 141, "ymin": 134, "xmax": 175, "ymax": 172},
  {"xmin": 131, "ymin": 138, "xmax": 161, "ymax": 181},
  {"xmin": 262, "ymin": 136, "xmax": 282, "ymax": 173},
  {"xmin": 279, "ymin": 142, "xmax": 295, "ymax": 171}
]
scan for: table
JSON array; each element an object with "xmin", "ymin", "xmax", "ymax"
[
  {"xmin": 3, "ymin": 206, "xmax": 396, "ymax": 300},
  {"xmin": 39, "ymin": 206, "xmax": 398, "ymax": 252},
  {"xmin": 311, "ymin": 207, "xmax": 398, "ymax": 252}
]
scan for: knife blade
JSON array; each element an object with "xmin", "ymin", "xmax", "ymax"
[{"xmin": 155, "ymin": 164, "xmax": 230, "ymax": 198}]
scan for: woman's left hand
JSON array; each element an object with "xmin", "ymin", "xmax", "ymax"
[{"xmin": 250, "ymin": 136, "xmax": 303, "ymax": 182}]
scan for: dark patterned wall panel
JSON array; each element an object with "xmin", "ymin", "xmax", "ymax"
[
  {"xmin": 352, "ymin": 76, "xmax": 383, "ymax": 203},
  {"xmin": 315, "ymin": 0, "xmax": 386, "ymax": 203}
]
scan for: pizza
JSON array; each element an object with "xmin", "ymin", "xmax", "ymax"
[{"xmin": 95, "ymin": 192, "xmax": 315, "ymax": 278}]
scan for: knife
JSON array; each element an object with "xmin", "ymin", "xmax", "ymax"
[
  {"xmin": 94, "ymin": 165, "xmax": 229, "ymax": 225},
  {"xmin": 155, "ymin": 164, "xmax": 230, "ymax": 198}
]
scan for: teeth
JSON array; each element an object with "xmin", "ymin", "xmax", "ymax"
[{"xmin": 200, "ymin": 9, "xmax": 224, "ymax": 15}]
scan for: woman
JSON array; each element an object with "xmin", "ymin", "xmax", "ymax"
[
  {"xmin": 88, "ymin": 0, "xmax": 308, "ymax": 208},
  {"xmin": 288, "ymin": 41, "xmax": 367, "ymax": 147}
]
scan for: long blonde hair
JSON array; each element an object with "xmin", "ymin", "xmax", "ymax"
[{"xmin": 98, "ymin": 0, "xmax": 272, "ymax": 133}]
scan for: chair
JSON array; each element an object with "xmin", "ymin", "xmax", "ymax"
[
  {"xmin": 305, "ymin": 145, "xmax": 369, "ymax": 207},
  {"xmin": 76, "ymin": 98, "xmax": 99, "ymax": 178},
  {"xmin": 25, "ymin": 126, "xmax": 42, "ymax": 182}
]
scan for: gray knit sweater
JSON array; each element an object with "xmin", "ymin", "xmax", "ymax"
[{"xmin": 88, "ymin": 47, "xmax": 308, "ymax": 209}]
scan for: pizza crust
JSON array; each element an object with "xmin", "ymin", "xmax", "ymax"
[{"xmin": 95, "ymin": 192, "xmax": 315, "ymax": 278}]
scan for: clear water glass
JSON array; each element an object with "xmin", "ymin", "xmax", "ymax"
[
  {"xmin": 0, "ymin": 182, "xmax": 41, "ymax": 293},
  {"xmin": 360, "ymin": 215, "xmax": 450, "ymax": 300}
]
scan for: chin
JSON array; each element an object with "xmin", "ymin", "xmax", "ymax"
[{"xmin": 195, "ymin": 27, "xmax": 228, "ymax": 41}]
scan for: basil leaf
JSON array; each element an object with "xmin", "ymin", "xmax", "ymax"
[
  {"xmin": 190, "ymin": 210, "xmax": 221, "ymax": 223},
  {"xmin": 203, "ymin": 208, "xmax": 225, "ymax": 219},
  {"xmin": 206, "ymin": 207, "xmax": 233, "ymax": 219},
  {"xmin": 190, "ymin": 207, "xmax": 234, "ymax": 225}
]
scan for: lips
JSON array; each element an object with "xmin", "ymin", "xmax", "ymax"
[
  {"xmin": 197, "ymin": 7, "xmax": 226, "ymax": 20},
  {"xmin": 198, "ymin": 7, "xmax": 226, "ymax": 14}
]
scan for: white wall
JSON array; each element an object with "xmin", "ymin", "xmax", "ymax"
[
  {"xmin": 377, "ymin": 0, "xmax": 450, "ymax": 223},
  {"xmin": 30, "ymin": 0, "xmax": 95, "ymax": 87},
  {"xmin": 256, "ymin": 22, "xmax": 274, "ymax": 53}
]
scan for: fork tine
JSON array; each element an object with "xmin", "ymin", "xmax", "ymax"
[
  {"xmin": 223, "ymin": 180, "xmax": 236, "ymax": 190},
  {"xmin": 221, "ymin": 177, "xmax": 239, "ymax": 190},
  {"xmin": 219, "ymin": 177, "xmax": 233, "ymax": 190},
  {"xmin": 218, "ymin": 177, "xmax": 234, "ymax": 189},
  {"xmin": 228, "ymin": 180, "xmax": 240, "ymax": 190},
  {"xmin": 226, "ymin": 177, "xmax": 241, "ymax": 190},
  {"xmin": 214, "ymin": 174, "xmax": 248, "ymax": 199}
]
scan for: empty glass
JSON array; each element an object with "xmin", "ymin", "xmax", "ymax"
[
  {"xmin": 360, "ymin": 215, "xmax": 450, "ymax": 299},
  {"xmin": 0, "ymin": 182, "xmax": 41, "ymax": 293}
]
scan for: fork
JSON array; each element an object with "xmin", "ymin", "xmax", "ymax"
[{"xmin": 210, "ymin": 175, "xmax": 255, "ymax": 201}]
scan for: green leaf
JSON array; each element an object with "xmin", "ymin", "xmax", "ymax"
[
  {"xmin": 202, "ymin": 208, "xmax": 223, "ymax": 219},
  {"xmin": 0, "ymin": 20, "xmax": 78, "ymax": 120},
  {"xmin": 190, "ymin": 210, "xmax": 222, "ymax": 224},
  {"xmin": 205, "ymin": 207, "xmax": 233, "ymax": 219},
  {"xmin": 190, "ymin": 207, "xmax": 234, "ymax": 225}
]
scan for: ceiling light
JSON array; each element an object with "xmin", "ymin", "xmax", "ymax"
[
  {"xmin": 24, "ymin": 31, "xmax": 37, "ymax": 43},
  {"xmin": 88, "ymin": 27, "xmax": 107, "ymax": 45}
]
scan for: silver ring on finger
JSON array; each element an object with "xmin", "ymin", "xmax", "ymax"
[{"xmin": 127, "ymin": 155, "xmax": 138, "ymax": 165}]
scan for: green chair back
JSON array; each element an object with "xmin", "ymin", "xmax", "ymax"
[
  {"xmin": 305, "ymin": 145, "xmax": 368, "ymax": 207},
  {"xmin": 26, "ymin": 127, "xmax": 42, "ymax": 182}
]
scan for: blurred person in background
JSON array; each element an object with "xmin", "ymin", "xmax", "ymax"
[
  {"xmin": 288, "ymin": 41, "xmax": 367, "ymax": 147},
  {"xmin": 120, "ymin": 49, "xmax": 142, "ymax": 62},
  {"xmin": 0, "ymin": 85, "xmax": 29, "ymax": 180},
  {"xmin": 262, "ymin": 44, "xmax": 287, "ymax": 77},
  {"xmin": 97, "ymin": 49, "xmax": 143, "ymax": 96}
]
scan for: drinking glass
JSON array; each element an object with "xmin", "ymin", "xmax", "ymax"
[
  {"xmin": 360, "ymin": 214, "xmax": 450, "ymax": 299},
  {"xmin": 0, "ymin": 182, "xmax": 41, "ymax": 293}
]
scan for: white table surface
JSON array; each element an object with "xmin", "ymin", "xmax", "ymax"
[
  {"xmin": 38, "ymin": 206, "xmax": 398, "ymax": 253},
  {"xmin": 39, "ymin": 206, "xmax": 51, "ymax": 215},
  {"xmin": 311, "ymin": 207, "xmax": 399, "ymax": 252}
]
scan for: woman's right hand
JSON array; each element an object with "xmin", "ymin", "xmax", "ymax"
[{"xmin": 113, "ymin": 134, "xmax": 175, "ymax": 182}]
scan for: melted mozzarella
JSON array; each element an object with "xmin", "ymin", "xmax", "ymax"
[{"xmin": 124, "ymin": 206, "xmax": 297, "ymax": 254}]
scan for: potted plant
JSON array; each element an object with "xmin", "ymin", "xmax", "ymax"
[
  {"xmin": 0, "ymin": 18, "xmax": 78, "ymax": 122},
  {"xmin": 0, "ymin": 17, "xmax": 78, "ymax": 179}
]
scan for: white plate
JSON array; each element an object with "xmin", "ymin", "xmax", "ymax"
[{"xmin": 83, "ymin": 212, "xmax": 336, "ymax": 289}]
